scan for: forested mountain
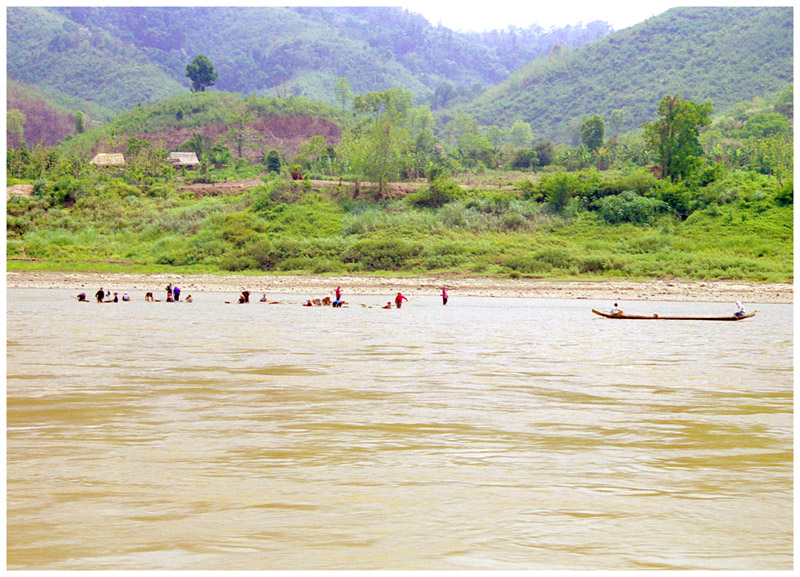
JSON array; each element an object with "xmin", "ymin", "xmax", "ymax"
[
  {"xmin": 6, "ymin": 6, "xmax": 792, "ymax": 147},
  {"xmin": 7, "ymin": 6, "xmax": 611, "ymax": 115},
  {"xmin": 462, "ymin": 6, "xmax": 793, "ymax": 142}
]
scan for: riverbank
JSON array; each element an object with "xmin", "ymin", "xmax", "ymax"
[{"xmin": 5, "ymin": 271, "xmax": 793, "ymax": 303}]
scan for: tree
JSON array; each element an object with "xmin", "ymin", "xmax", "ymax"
[
  {"xmin": 207, "ymin": 143, "xmax": 232, "ymax": 169},
  {"xmin": 774, "ymin": 84, "xmax": 793, "ymax": 120},
  {"xmin": 223, "ymin": 108, "xmax": 260, "ymax": 159},
  {"xmin": 7, "ymin": 109, "xmax": 25, "ymax": 147},
  {"xmin": 334, "ymin": 77, "xmax": 351, "ymax": 110},
  {"xmin": 533, "ymin": 140, "xmax": 555, "ymax": 167},
  {"xmin": 295, "ymin": 135, "xmax": 329, "ymax": 170},
  {"xmin": 186, "ymin": 54, "xmax": 218, "ymax": 93},
  {"xmin": 338, "ymin": 89, "xmax": 413, "ymax": 195},
  {"xmin": 580, "ymin": 115, "xmax": 605, "ymax": 152},
  {"xmin": 263, "ymin": 149, "xmax": 281, "ymax": 173},
  {"xmin": 74, "ymin": 111, "xmax": 85, "ymax": 134},
  {"xmin": 539, "ymin": 172, "xmax": 582, "ymax": 214},
  {"xmin": 509, "ymin": 120, "xmax": 533, "ymax": 149},
  {"xmin": 642, "ymin": 94, "xmax": 713, "ymax": 181},
  {"xmin": 181, "ymin": 132, "xmax": 213, "ymax": 159},
  {"xmin": 609, "ymin": 109, "xmax": 625, "ymax": 136}
]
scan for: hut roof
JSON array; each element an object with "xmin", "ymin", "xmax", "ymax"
[
  {"xmin": 90, "ymin": 153, "xmax": 125, "ymax": 167},
  {"xmin": 168, "ymin": 152, "xmax": 200, "ymax": 166}
]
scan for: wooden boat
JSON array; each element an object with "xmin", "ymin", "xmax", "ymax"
[{"xmin": 592, "ymin": 309, "xmax": 756, "ymax": 321}]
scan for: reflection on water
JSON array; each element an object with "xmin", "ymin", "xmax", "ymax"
[{"xmin": 7, "ymin": 289, "xmax": 793, "ymax": 569}]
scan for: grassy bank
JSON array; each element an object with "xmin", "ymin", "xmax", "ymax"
[{"xmin": 6, "ymin": 170, "xmax": 793, "ymax": 283}]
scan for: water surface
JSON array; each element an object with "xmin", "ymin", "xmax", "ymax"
[{"xmin": 6, "ymin": 289, "xmax": 793, "ymax": 569}]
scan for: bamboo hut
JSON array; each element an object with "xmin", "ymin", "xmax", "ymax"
[
  {"xmin": 89, "ymin": 153, "xmax": 126, "ymax": 168},
  {"xmin": 168, "ymin": 152, "xmax": 200, "ymax": 170}
]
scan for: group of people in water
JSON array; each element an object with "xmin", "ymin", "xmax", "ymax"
[
  {"xmin": 76, "ymin": 283, "xmax": 450, "ymax": 308},
  {"xmin": 77, "ymin": 283, "xmax": 193, "ymax": 303},
  {"xmin": 75, "ymin": 286, "xmax": 747, "ymax": 316}
]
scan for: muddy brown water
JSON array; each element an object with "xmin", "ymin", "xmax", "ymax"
[{"xmin": 6, "ymin": 290, "xmax": 793, "ymax": 569}]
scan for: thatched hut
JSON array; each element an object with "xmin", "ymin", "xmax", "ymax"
[
  {"xmin": 89, "ymin": 153, "xmax": 125, "ymax": 168},
  {"xmin": 168, "ymin": 152, "xmax": 200, "ymax": 170}
]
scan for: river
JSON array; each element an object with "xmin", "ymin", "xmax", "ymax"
[{"xmin": 6, "ymin": 289, "xmax": 793, "ymax": 569}]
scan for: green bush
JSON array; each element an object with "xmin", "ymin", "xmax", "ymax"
[
  {"xmin": 341, "ymin": 237, "xmax": 423, "ymax": 270},
  {"xmin": 594, "ymin": 191, "xmax": 669, "ymax": 225},
  {"xmin": 404, "ymin": 177, "xmax": 463, "ymax": 208}
]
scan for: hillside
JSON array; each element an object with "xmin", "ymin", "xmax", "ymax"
[
  {"xmin": 55, "ymin": 91, "xmax": 345, "ymax": 162},
  {"xmin": 463, "ymin": 6, "xmax": 793, "ymax": 141},
  {"xmin": 6, "ymin": 7, "xmax": 185, "ymax": 113},
  {"xmin": 7, "ymin": 80, "xmax": 78, "ymax": 147},
  {"xmin": 7, "ymin": 6, "xmax": 611, "ymax": 114}
]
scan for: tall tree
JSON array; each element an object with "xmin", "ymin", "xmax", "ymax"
[
  {"xmin": 334, "ymin": 77, "xmax": 352, "ymax": 110},
  {"xmin": 609, "ymin": 109, "xmax": 626, "ymax": 136},
  {"xmin": 223, "ymin": 108, "xmax": 260, "ymax": 159},
  {"xmin": 642, "ymin": 94, "xmax": 713, "ymax": 181},
  {"xmin": 338, "ymin": 89, "xmax": 412, "ymax": 195},
  {"xmin": 509, "ymin": 120, "xmax": 533, "ymax": 149},
  {"xmin": 186, "ymin": 54, "xmax": 218, "ymax": 93},
  {"xmin": 533, "ymin": 140, "xmax": 555, "ymax": 167},
  {"xmin": 7, "ymin": 109, "xmax": 25, "ymax": 146},
  {"xmin": 580, "ymin": 115, "xmax": 605, "ymax": 152},
  {"xmin": 74, "ymin": 111, "xmax": 86, "ymax": 134}
]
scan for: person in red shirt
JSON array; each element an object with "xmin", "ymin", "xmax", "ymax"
[
  {"xmin": 442, "ymin": 286, "xmax": 448, "ymax": 305},
  {"xmin": 395, "ymin": 292, "xmax": 408, "ymax": 309}
]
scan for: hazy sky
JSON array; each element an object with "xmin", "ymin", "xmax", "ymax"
[
  {"xmin": 379, "ymin": 0, "xmax": 791, "ymax": 32},
  {"xmin": 399, "ymin": 1, "xmax": 677, "ymax": 31}
]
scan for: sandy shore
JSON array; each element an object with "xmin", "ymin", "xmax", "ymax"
[{"xmin": 5, "ymin": 271, "xmax": 793, "ymax": 304}]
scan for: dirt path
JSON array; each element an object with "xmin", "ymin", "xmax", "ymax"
[{"xmin": 175, "ymin": 176, "xmax": 430, "ymax": 198}]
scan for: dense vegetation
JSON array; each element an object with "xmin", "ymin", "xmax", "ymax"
[
  {"xmin": 7, "ymin": 85, "xmax": 792, "ymax": 282},
  {"xmin": 47, "ymin": 91, "xmax": 344, "ymax": 162},
  {"xmin": 6, "ymin": 6, "xmax": 792, "ymax": 284},
  {"xmin": 464, "ymin": 7, "xmax": 793, "ymax": 141},
  {"xmin": 7, "ymin": 6, "xmax": 792, "ymax": 144},
  {"xmin": 5, "ymin": 166, "xmax": 792, "ymax": 282},
  {"xmin": 7, "ymin": 6, "xmax": 610, "ymax": 119}
]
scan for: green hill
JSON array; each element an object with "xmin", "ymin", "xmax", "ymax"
[
  {"xmin": 7, "ymin": 6, "xmax": 611, "ymax": 114},
  {"xmin": 54, "ymin": 91, "xmax": 345, "ymax": 162},
  {"xmin": 6, "ymin": 7, "xmax": 185, "ymax": 112},
  {"xmin": 462, "ymin": 6, "xmax": 793, "ymax": 142}
]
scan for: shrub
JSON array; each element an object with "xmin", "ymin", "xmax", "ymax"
[
  {"xmin": 341, "ymin": 238, "xmax": 423, "ymax": 270},
  {"xmin": 538, "ymin": 172, "xmax": 585, "ymax": 214},
  {"xmin": 507, "ymin": 149, "xmax": 539, "ymax": 170},
  {"xmin": 594, "ymin": 191, "xmax": 669, "ymax": 225},
  {"xmin": 774, "ymin": 178, "xmax": 793, "ymax": 206},
  {"xmin": 404, "ymin": 177, "xmax": 463, "ymax": 208}
]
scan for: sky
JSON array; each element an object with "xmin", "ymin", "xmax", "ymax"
[
  {"xmin": 398, "ymin": 1, "xmax": 677, "ymax": 31},
  {"xmin": 334, "ymin": 0, "xmax": 793, "ymax": 32}
]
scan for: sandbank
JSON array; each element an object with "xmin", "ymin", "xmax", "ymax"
[{"xmin": 5, "ymin": 271, "xmax": 792, "ymax": 304}]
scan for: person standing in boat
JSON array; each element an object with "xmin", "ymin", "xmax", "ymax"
[
  {"xmin": 95, "ymin": 288, "xmax": 105, "ymax": 303},
  {"xmin": 734, "ymin": 301, "xmax": 746, "ymax": 317},
  {"xmin": 609, "ymin": 303, "xmax": 623, "ymax": 316}
]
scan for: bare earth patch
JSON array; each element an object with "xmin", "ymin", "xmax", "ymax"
[{"xmin": 6, "ymin": 184, "xmax": 34, "ymax": 200}]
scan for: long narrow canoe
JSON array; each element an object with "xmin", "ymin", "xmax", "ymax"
[{"xmin": 592, "ymin": 309, "xmax": 756, "ymax": 321}]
